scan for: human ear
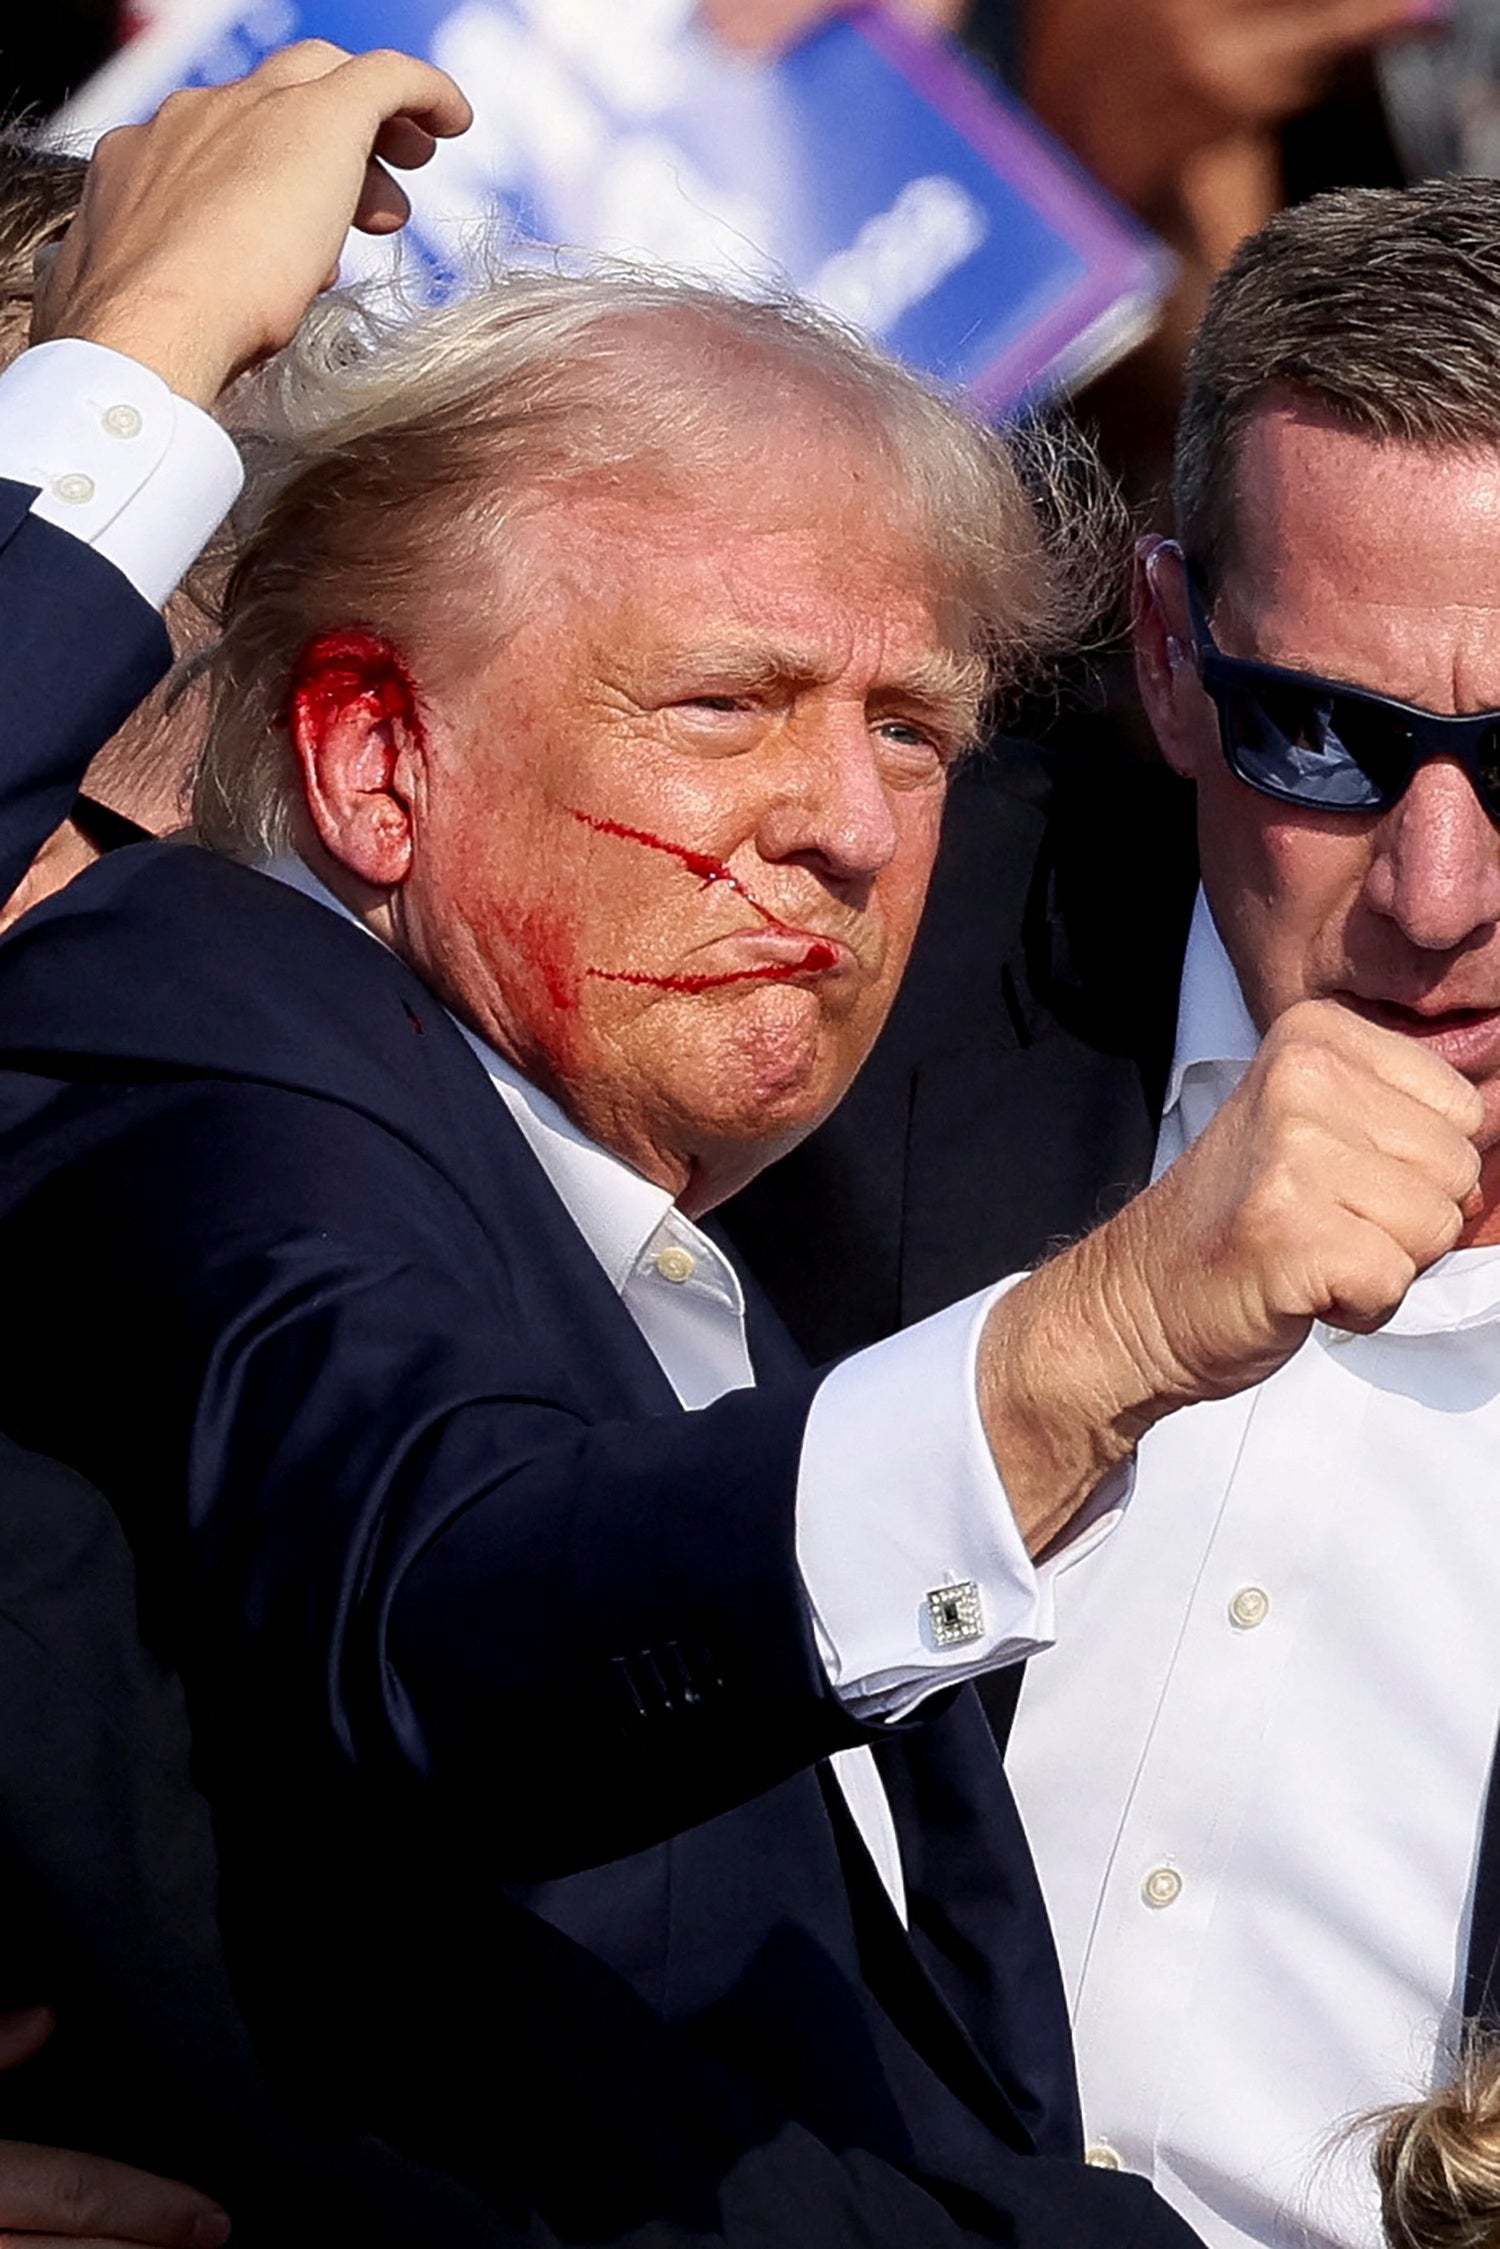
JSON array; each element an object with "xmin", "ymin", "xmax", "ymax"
[
  {"xmin": 287, "ymin": 630, "xmax": 425, "ymax": 887},
  {"xmin": 1131, "ymin": 536, "xmax": 1214, "ymax": 784}
]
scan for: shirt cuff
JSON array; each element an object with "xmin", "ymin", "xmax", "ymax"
[
  {"xmin": 0, "ymin": 338, "xmax": 242, "ymax": 609},
  {"xmin": 795, "ymin": 1277, "xmax": 1126, "ymax": 1722}
]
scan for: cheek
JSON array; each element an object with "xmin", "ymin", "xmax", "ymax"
[
  {"xmin": 1198, "ymin": 780, "xmax": 1376, "ymax": 1019},
  {"xmin": 418, "ymin": 774, "xmax": 603, "ymax": 1031}
]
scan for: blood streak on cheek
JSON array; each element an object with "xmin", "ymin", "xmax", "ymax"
[
  {"xmin": 286, "ymin": 630, "xmax": 427, "ymax": 753},
  {"xmin": 566, "ymin": 809, "xmax": 838, "ymax": 989},
  {"xmin": 484, "ymin": 898, "xmax": 582, "ymax": 1015}
]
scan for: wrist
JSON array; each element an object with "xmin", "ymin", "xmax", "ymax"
[
  {"xmin": 977, "ymin": 1207, "xmax": 1190, "ymax": 1551},
  {"xmin": 46, "ymin": 294, "xmax": 232, "ymax": 409}
]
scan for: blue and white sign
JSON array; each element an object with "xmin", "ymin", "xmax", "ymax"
[{"xmin": 57, "ymin": 0, "xmax": 1172, "ymax": 415}]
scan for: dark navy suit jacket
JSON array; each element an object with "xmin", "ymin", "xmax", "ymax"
[
  {"xmin": 0, "ymin": 814, "xmax": 1199, "ymax": 2248},
  {"xmin": 0, "ymin": 479, "xmax": 170, "ymax": 903},
  {"xmin": 0, "ymin": 478, "xmax": 532, "ymax": 2240}
]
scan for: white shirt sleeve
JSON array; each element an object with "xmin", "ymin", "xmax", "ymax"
[
  {"xmin": 796, "ymin": 1278, "xmax": 1127, "ymax": 1721},
  {"xmin": 0, "ymin": 338, "xmax": 242, "ymax": 610}
]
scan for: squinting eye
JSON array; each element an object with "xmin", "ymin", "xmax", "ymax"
[{"xmin": 876, "ymin": 720, "xmax": 950, "ymax": 768}]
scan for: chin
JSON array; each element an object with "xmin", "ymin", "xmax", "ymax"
[{"xmin": 677, "ymin": 1001, "xmax": 851, "ymax": 1145}]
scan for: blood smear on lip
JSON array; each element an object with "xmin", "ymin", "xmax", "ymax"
[
  {"xmin": 591, "ymin": 952, "xmax": 838, "ymax": 994},
  {"xmin": 566, "ymin": 808, "xmax": 838, "ymax": 988}
]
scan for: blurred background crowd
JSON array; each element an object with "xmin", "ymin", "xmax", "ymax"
[{"xmin": 2, "ymin": 0, "xmax": 1475, "ymax": 510}]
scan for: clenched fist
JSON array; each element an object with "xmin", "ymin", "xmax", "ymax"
[{"xmin": 979, "ymin": 998, "xmax": 1485, "ymax": 1552}]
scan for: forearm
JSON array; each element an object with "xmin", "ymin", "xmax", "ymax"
[{"xmin": 975, "ymin": 1194, "xmax": 1191, "ymax": 1551}]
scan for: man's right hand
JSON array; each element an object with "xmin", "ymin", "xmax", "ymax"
[
  {"xmin": 33, "ymin": 41, "xmax": 472, "ymax": 406},
  {"xmin": 980, "ymin": 998, "xmax": 1485, "ymax": 1551},
  {"xmin": 0, "ymin": 2005, "xmax": 229, "ymax": 2247}
]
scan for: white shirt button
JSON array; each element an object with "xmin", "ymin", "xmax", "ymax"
[
  {"xmin": 103, "ymin": 403, "xmax": 143, "ymax": 439},
  {"xmin": 654, "ymin": 1244, "xmax": 697, "ymax": 1284},
  {"xmin": 1085, "ymin": 2143, "xmax": 1123, "ymax": 2170},
  {"xmin": 1320, "ymin": 1322, "xmax": 1358, "ymax": 1349},
  {"xmin": 1142, "ymin": 1864, "xmax": 1183, "ymax": 1909},
  {"xmin": 1229, "ymin": 1585, "xmax": 1271, "ymax": 1630},
  {"xmin": 54, "ymin": 472, "xmax": 96, "ymax": 505}
]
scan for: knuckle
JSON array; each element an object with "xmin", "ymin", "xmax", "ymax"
[
  {"xmin": 1445, "ymin": 1139, "xmax": 1483, "ymax": 1199},
  {"xmin": 278, "ymin": 35, "xmax": 347, "ymax": 61},
  {"xmin": 1337, "ymin": 1250, "xmax": 1416, "ymax": 1324},
  {"xmin": 1258, "ymin": 1031, "xmax": 1337, "ymax": 1115}
]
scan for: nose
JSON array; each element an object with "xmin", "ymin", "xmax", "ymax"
[
  {"xmin": 754, "ymin": 708, "xmax": 903, "ymax": 895},
  {"xmin": 1362, "ymin": 756, "xmax": 1500, "ymax": 953}
]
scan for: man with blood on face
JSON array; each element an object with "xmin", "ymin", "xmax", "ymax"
[
  {"xmin": 0, "ymin": 276, "xmax": 1202, "ymax": 2249},
  {"xmin": 289, "ymin": 418, "xmax": 974, "ymax": 1210}
]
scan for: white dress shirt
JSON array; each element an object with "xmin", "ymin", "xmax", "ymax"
[
  {"xmin": 0, "ymin": 338, "xmax": 242, "ymax": 608},
  {"xmin": 1008, "ymin": 889, "xmax": 1500, "ymax": 2249}
]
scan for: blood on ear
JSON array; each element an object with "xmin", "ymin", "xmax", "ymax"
[{"xmin": 285, "ymin": 630, "xmax": 426, "ymax": 758}]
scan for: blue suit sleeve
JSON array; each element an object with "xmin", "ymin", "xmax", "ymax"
[
  {"xmin": 0, "ymin": 480, "xmax": 171, "ymax": 904},
  {"xmin": 6, "ymin": 1076, "xmax": 865, "ymax": 1878}
]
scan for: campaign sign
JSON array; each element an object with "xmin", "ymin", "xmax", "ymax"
[{"xmin": 56, "ymin": 0, "xmax": 1171, "ymax": 415}]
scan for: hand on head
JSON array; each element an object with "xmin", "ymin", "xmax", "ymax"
[
  {"xmin": 32, "ymin": 40, "xmax": 471, "ymax": 405},
  {"xmin": 0, "ymin": 2005, "xmax": 229, "ymax": 2246}
]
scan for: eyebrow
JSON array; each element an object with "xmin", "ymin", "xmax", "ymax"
[{"xmin": 659, "ymin": 639, "xmax": 987, "ymax": 741}]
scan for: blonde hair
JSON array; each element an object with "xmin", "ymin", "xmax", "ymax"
[
  {"xmin": 195, "ymin": 264, "xmax": 1111, "ymax": 861},
  {"xmin": 1377, "ymin": 2040, "xmax": 1500, "ymax": 2249}
]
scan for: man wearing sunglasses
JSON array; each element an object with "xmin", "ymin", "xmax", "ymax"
[
  {"xmin": 995, "ymin": 177, "xmax": 1500, "ymax": 2249},
  {"xmin": 727, "ymin": 173, "xmax": 1500, "ymax": 2249}
]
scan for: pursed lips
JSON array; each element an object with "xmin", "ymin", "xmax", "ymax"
[{"xmin": 1340, "ymin": 990, "xmax": 1500, "ymax": 1074}]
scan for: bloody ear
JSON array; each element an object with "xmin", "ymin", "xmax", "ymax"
[{"xmin": 287, "ymin": 630, "xmax": 426, "ymax": 886}]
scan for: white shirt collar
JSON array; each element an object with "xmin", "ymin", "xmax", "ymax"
[{"xmin": 1161, "ymin": 888, "xmax": 1260, "ymax": 1125}]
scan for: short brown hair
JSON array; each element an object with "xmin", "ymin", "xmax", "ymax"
[
  {"xmin": 0, "ymin": 134, "xmax": 84, "ymax": 370},
  {"xmin": 1176, "ymin": 177, "xmax": 1500, "ymax": 587}
]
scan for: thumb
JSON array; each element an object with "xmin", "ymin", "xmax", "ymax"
[{"xmin": 0, "ymin": 2006, "xmax": 55, "ymax": 2071}]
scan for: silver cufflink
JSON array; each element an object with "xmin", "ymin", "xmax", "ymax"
[{"xmin": 925, "ymin": 1581, "xmax": 983, "ymax": 1648}]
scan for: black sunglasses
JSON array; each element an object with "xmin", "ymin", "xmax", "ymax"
[{"xmin": 1182, "ymin": 568, "xmax": 1500, "ymax": 824}]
